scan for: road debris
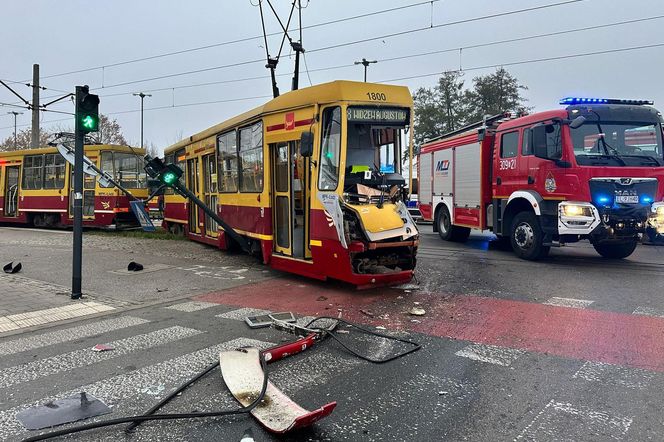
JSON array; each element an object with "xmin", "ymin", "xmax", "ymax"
[
  {"xmin": 316, "ymin": 296, "xmax": 328, "ymax": 301},
  {"xmin": 16, "ymin": 392, "xmax": 111, "ymax": 430},
  {"xmin": 127, "ymin": 261, "xmax": 144, "ymax": 272},
  {"xmin": 91, "ymin": 344, "xmax": 114, "ymax": 352},
  {"xmin": 360, "ymin": 309, "xmax": 375, "ymax": 317},
  {"xmin": 3, "ymin": 261, "xmax": 22, "ymax": 274},
  {"xmin": 240, "ymin": 428, "xmax": 256, "ymax": 441},
  {"xmin": 409, "ymin": 307, "xmax": 426, "ymax": 316}
]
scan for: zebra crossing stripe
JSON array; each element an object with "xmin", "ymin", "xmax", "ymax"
[
  {"xmin": 0, "ymin": 316, "xmax": 149, "ymax": 357},
  {"xmin": 455, "ymin": 343, "xmax": 525, "ymax": 367},
  {"xmin": 0, "ymin": 337, "xmax": 273, "ymax": 441},
  {"xmin": 216, "ymin": 307, "xmax": 271, "ymax": 320},
  {"xmin": 0, "ymin": 326, "xmax": 202, "ymax": 390},
  {"xmin": 0, "ymin": 302, "xmax": 116, "ymax": 333},
  {"xmin": 573, "ymin": 361, "xmax": 654, "ymax": 390},
  {"xmin": 165, "ymin": 301, "xmax": 220, "ymax": 312}
]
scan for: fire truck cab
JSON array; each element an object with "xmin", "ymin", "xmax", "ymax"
[{"xmin": 418, "ymin": 98, "xmax": 664, "ymax": 260}]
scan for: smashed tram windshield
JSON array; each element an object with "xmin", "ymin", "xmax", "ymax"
[
  {"xmin": 344, "ymin": 106, "xmax": 408, "ymax": 193},
  {"xmin": 571, "ymin": 121, "xmax": 664, "ymax": 166}
]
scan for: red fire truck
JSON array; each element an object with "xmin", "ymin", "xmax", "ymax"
[{"xmin": 418, "ymin": 97, "xmax": 664, "ymax": 260}]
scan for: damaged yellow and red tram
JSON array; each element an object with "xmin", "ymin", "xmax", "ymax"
[{"xmin": 162, "ymin": 80, "xmax": 419, "ymax": 288}]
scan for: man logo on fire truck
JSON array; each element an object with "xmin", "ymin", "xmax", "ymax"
[{"xmin": 418, "ymin": 98, "xmax": 664, "ymax": 261}]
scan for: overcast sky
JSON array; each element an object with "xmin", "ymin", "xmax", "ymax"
[{"xmin": 1, "ymin": 0, "xmax": 663, "ymax": 152}]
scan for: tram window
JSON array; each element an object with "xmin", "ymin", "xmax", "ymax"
[
  {"xmin": 217, "ymin": 130, "xmax": 238, "ymax": 192},
  {"xmin": 43, "ymin": 154, "xmax": 65, "ymax": 189},
  {"xmin": 114, "ymin": 153, "xmax": 146, "ymax": 189},
  {"xmin": 239, "ymin": 121, "xmax": 264, "ymax": 193},
  {"xmin": 22, "ymin": 155, "xmax": 44, "ymax": 189},
  {"xmin": 318, "ymin": 106, "xmax": 341, "ymax": 190},
  {"xmin": 100, "ymin": 151, "xmax": 114, "ymax": 188}
]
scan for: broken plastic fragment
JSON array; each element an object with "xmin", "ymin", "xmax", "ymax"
[
  {"xmin": 91, "ymin": 344, "xmax": 114, "ymax": 352},
  {"xmin": 409, "ymin": 307, "xmax": 426, "ymax": 316}
]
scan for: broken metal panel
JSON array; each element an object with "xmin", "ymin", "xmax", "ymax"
[
  {"xmin": 219, "ymin": 347, "xmax": 336, "ymax": 433},
  {"xmin": 16, "ymin": 392, "xmax": 111, "ymax": 430}
]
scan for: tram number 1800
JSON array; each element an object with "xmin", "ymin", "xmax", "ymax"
[{"xmin": 366, "ymin": 92, "xmax": 387, "ymax": 101}]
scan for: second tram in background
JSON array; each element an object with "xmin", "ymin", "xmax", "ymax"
[
  {"xmin": 163, "ymin": 80, "xmax": 419, "ymax": 288},
  {"xmin": 0, "ymin": 145, "xmax": 147, "ymax": 228}
]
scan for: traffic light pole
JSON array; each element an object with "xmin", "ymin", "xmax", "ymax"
[
  {"xmin": 71, "ymin": 86, "xmax": 85, "ymax": 299},
  {"xmin": 171, "ymin": 180, "xmax": 251, "ymax": 253}
]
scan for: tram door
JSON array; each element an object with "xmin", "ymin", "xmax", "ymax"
[
  {"xmin": 4, "ymin": 166, "xmax": 20, "ymax": 217},
  {"xmin": 186, "ymin": 158, "xmax": 200, "ymax": 234},
  {"xmin": 202, "ymin": 154, "xmax": 218, "ymax": 238},
  {"xmin": 271, "ymin": 141, "xmax": 310, "ymax": 259},
  {"xmin": 68, "ymin": 166, "xmax": 95, "ymax": 220}
]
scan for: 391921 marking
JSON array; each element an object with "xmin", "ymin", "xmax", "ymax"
[{"xmin": 366, "ymin": 92, "xmax": 387, "ymax": 101}]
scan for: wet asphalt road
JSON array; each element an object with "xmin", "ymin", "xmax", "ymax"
[{"xmin": 1, "ymin": 225, "xmax": 663, "ymax": 441}]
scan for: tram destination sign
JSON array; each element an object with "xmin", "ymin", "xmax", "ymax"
[{"xmin": 347, "ymin": 107, "xmax": 409, "ymax": 124}]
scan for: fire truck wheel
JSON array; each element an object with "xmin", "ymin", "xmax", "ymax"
[
  {"xmin": 592, "ymin": 240, "xmax": 638, "ymax": 259},
  {"xmin": 436, "ymin": 206, "xmax": 470, "ymax": 242},
  {"xmin": 510, "ymin": 212, "xmax": 550, "ymax": 260}
]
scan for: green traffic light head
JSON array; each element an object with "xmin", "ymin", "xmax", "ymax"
[
  {"xmin": 81, "ymin": 114, "xmax": 98, "ymax": 131},
  {"xmin": 162, "ymin": 171, "xmax": 178, "ymax": 185}
]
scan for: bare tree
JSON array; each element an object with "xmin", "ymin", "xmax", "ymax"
[
  {"xmin": 0, "ymin": 128, "xmax": 52, "ymax": 151},
  {"xmin": 97, "ymin": 115, "xmax": 128, "ymax": 145}
]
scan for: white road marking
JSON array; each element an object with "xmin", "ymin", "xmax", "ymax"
[
  {"xmin": 0, "ymin": 337, "xmax": 273, "ymax": 441},
  {"xmin": 0, "ymin": 302, "xmax": 115, "ymax": 333},
  {"xmin": 176, "ymin": 264, "xmax": 246, "ymax": 280},
  {"xmin": 632, "ymin": 306, "xmax": 664, "ymax": 318},
  {"xmin": 455, "ymin": 343, "xmax": 525, "ymax": 367},
  {"xmin": 164, "ymin": 301, "xmax": 220, "ymax": 312},
  {"xmin": 515, "ymin": 399, "xmax": 633, "ymax": 441},
  {"xmin": 0, "ymin": 326, "xmax": 202, "ymax": 389},
  {"xmin": 0, "ymin": 316, "xmax": 149, "ymax": 356},
  {"xmin": 543, "ymin": 297, "xmax": 594, "ymax": 309},
  {"xmin": 573, "ymin": 361, "xmax": 654, "ymax": 390},
  {"xmin": 216, "ymin": 307, "xmax": 271, "ymax": 320},
  {"xmin": 326, "ymin": 373, "xmax": 475, "ymax": 441}
]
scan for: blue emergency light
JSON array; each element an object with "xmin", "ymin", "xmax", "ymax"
[{"xmin": 560, "ymin": 97, "xmax": 654, "ymax": 106}]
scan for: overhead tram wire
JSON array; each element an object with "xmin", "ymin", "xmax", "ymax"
[
  {"xmin": 67, "ymin": 14, "xmax": 664, "ymax": 100},
  {"xmin": 3, "ymin": 41, "xmax": 663, "ymax": 136},
  {"xmin": 31, "ymin": 0, "xmax": 445, "ymax": 82},
  {"xmin": 64, "ymin": 0, "xmax": 588, "ymax": 92},
  {"xmin": 378, "ymin": 42, "xmax": 664, "ymax": 83}
]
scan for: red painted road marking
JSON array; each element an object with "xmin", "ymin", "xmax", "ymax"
[{"xmin": 196, "ymin": 279, "xmax": 664, "ymax": 372}]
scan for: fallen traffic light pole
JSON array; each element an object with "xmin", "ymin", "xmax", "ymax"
[{"xmin": 143, "ymin": 155, "xmax": 252, "ymax": 253}]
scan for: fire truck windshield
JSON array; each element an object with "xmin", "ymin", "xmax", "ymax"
[{"xmin": 571, "ymin": 121, "xmax": 664, "ymax": 166}]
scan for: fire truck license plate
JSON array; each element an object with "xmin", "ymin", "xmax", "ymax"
[{"xmin": 615, "ymin": 195, "xmax": 639, "ymax": 204}]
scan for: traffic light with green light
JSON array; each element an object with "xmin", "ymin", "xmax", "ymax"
[
  {"xmin": 76, "ymin": 86, "xmax": 100, "ymax": 133},
  {"xmin": 160, "ymin": 164, "xmax": 182, "ymax": 186},
  {"xmin": 144, "ymin": 156, "xmax": 183, "ymax": 188}
]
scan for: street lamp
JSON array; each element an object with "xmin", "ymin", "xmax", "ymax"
[
  {"xmin": 354, "ymin": 58, "xmax": 377, "ymax": 82},
  {"xmin": 132, "ymin": 92, "xmax": 151, "ymax": 149},
  {"xmin": 7, "ymin": 111, "xmax": 23, "ymax": 149}
]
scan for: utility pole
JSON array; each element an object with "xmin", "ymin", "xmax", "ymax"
[
  {"xmin": 354, "ymin": 58, "xmax": 377, "ymax": 82},
  {"xmin": 31, "ymin": 64, "xmax": 40, "ymax": 148},
  {"xmin": 7, "ymin": 111, "xmax": 23, "ymax": 149},
  {"xmin": 132, "ymin": 92, "xmax": 151, "ymax": 149}
]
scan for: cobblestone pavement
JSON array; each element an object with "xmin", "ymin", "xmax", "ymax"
[{"xmin": 0, "ymin": 227, "xmax": 272, "ymax": 334}]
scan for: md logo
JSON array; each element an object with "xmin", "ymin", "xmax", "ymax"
[{"xmin": 436, "ymin": 160, "xmax": 450, "ymax": 171}]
